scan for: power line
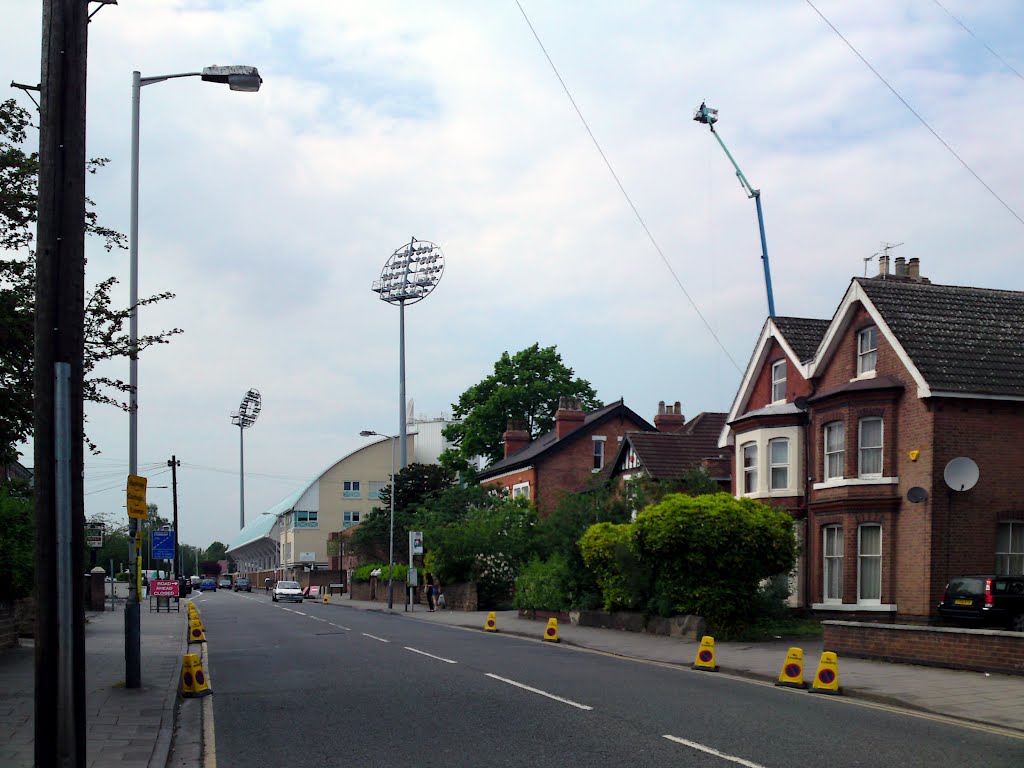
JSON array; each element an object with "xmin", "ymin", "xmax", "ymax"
[
  {"xmin": 805, "ymin": 0, "xmax": 1024, "ymax": 228},
  {"xmin": 932, "ymin": 0, "xmax": 1024, "ymax": 83},
  {"xmin": 512, "ymin": 0, "xmax": 741, "ymax": 373}
]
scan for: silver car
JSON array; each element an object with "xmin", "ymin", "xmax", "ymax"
[{"xmin": 272, "ymin": 580, "xmax": 304, "ymax": 603}]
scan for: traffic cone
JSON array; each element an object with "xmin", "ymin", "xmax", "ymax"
[
  {"xmin": 322, "ymin": 594, "xmax": 329, "ymax": 604},
  {"xmin": 692, "ymin": 635, "xmax": 718, "ymax": 671},
  {"xmin": 483, "ymin": 612, "xmax": 498, "ymax": 632},
  {"xmin": 810, "ymin": 651, "xmax": 841, "ymax": 695},
  {"xmin": 187, "ymin": 618, "xmax": 207, "ymax": 644},
  {"xmin": 542, "ymin": 617, "xmax": 559, "ymax": 643},
  {"xmin": 775, "ymin": 647, "xmax": 807, "ymax": 689},
  {"xmin": 181, "ymin": 653, "xmax": 212, "ymax": 697}
]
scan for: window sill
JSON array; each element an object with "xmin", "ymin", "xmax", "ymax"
[
  {"xmin": 813, "ymin": 477, "xmax": 898, "ymax": 490},
  {"xmin": 743, "ymin": 489, "xmax": 800, "ymax": 499},
  {"xmin": 850, "ymin": 371, "xmax": 877, "ymax": 382},
  {"xmin": 811, "ymin": 603, "xmax": 897, "ymax": 612}
]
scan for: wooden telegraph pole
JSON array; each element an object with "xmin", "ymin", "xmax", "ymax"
[{"xmin": 34, "ymin": 0, "xmax": 89, "ymax": 765}]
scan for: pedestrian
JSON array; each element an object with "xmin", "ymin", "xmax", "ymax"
[
  {"xmin": 142, "ymin": 573, "xmax": 149, "ymax": 598},
  {"xmin": 425, "ymin": 572, "xmax": 436, "ymax": 611}
]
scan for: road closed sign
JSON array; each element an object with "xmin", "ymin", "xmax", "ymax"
[{"xmin": 150, "ymin": 579, "xmax": 179, "ymax": 597}]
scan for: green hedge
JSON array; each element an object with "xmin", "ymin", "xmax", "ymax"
[{"xmin": 351, "ymin": 563, "xmax": 410, "ymax": 583}]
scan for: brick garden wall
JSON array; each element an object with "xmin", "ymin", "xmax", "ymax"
[{"xmin": 824, "ymin": 620, "xmax": 1024, "ymax": 675}]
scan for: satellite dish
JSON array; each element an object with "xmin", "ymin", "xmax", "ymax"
[
  {"xmin": 793, "ymin": 396, "xmax": 809, "ymax": 411},
  {"xmin": 943, "ymin": 457, "xmax": 979, "ymax": 492},
  {"xmin": 906, "ymin": 486, "xmax": 928, "ymax": 503}
]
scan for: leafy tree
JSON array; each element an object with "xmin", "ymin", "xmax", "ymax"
[
  {"xmin": 204, "ymin": 541, "xmax": 228, "ymax": 561},
  {"xmin": 0, "ymin": 480, "xmax": 33, "ymax": 601},
  {"xmin": 0, "ymin": 98, "xmax": 181, "ymax": 462},
  {"xmin": 440, "ymin": 343, "xmax": 601, "ymax": 472},
  {"xmin": 350, "ymin": 462, "xmax": 454, "ymax": 560},
  {"xmin": 199, "ymin": 560, "xmax": 223, "ymax": 577}
]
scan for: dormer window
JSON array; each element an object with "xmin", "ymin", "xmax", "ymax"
[
  {"xmin": 857, "ymin": 327, "xmax": 877, "ymax": 376},
  {"xmin": 771, "ymin": 360, "xmax": 787, "ymax": 403}
]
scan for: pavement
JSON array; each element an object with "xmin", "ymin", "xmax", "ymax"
[{"xmin": 1, "ymin": 593, "xmax": 1022, "ymax": 768}]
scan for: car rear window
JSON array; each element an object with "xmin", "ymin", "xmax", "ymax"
[
  {"xmin": 948, "ymin": 577, "xmax": 986, "ymax": 595},
  {"xmin": 278, "ymin": 581, "xmax": 300, "ymax": 589}
]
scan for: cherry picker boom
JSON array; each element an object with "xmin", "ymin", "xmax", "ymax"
[{"xmin": 694, "ymin": 102, "xmax": 776, "ymax": 317}]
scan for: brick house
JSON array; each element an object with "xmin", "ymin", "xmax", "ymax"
[
  {"xmin": 605, "ymin": 406, "xmax": 731, "ymax": 508},
  {"xmin": 477, "ymin": 397, "xmax": 655, "ymax": 515},
  {"xmin": 720, "ymin": 256, "xmax": 1024, "ymax": 622}
]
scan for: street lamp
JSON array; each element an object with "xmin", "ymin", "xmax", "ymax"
[
  {"xmin": 370, "ymin": 238, "xmax": 445, "ymax": 472},
  {"xmin": 231, "ymin": 389, "xmax": 262, "ymax": 530},
  {"xmin": 360, "ymin": 430, "xmax": 397, "ymax": 609},
  {"xmin": 125, "ymin": 64, "xmax": 262, "ymax": 690}
]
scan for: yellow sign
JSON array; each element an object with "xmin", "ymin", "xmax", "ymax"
[{"xmin": 127, "ymin": 475, "xmax": 148, "ymax": 519}]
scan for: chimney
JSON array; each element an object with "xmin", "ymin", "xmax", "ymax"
[
  {"xmin": 894, "ymin": 256, "xmax": 907, "ymax": 276},
  {"xmin": 908, "ymin": 257, "xmax": 920, "ymax": 279},
  {"xmin": 554, "ymin": 396, "xmax": 585, "ymax": 440},
  {"xmin": 878, "ymin": 253, "xmax": 889, "ymax": 276},
  {"xmin": 503, "ymin": 420, "xmax": 530, "ymax": 458},
  {"xmin": 654, "ymin": 400, "xmax": 685, "ymax": 433}
]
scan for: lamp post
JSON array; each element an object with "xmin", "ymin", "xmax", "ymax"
[
  {"xmin": 360, "ymin": 431, "xmax": 397, "ymax": 609},
  {"xmin": 370, "ymin": 238, "xmax": 445, "ymax": 473},
  {"xmin": 125, "ymin": 64, "xmax": 261, "ymax": 690},
  {"xmin": 230, "ymin": 389, "xmax": 262, "ymax": 530}
]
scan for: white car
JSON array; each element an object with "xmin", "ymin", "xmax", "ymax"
[{"xmin": 272, "ymin": 580, "xmax": 304, "ymax": 603}]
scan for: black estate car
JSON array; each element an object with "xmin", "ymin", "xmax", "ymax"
[{"xmin": 937, "ymin": 575, "xmax": 1024, "ymax": 631}]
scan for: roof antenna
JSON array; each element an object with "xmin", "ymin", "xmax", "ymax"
[{"xmin": 866, "ymin": 241, "xmax": 904, "ymax": 277}]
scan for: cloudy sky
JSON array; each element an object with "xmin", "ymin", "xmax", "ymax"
[{"xmin": 4, "ymin": 1, "xmax": 1023, "ymax": 550}]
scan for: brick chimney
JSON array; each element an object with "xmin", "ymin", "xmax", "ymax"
[
  {"xmin": 503, "ymin": 420, "xmax": 530, "ymax": 458},
  {"xmin": 878, "ymin": 252, "xmax": 889, "ymax": 276},
  {"xmin": 894, "ymin": 256, "xmax": 907, "ymax": 276},
  {"xmin": 654, "ymin": 400, "xmax": 685, "ymax": 433},
  {"xmin": 554, "ymin": 397, "xmax": 586, "ymax": 440},
  {"xmin": 908, "ymin": 257, "xmax": 920, "ymax": 279}
]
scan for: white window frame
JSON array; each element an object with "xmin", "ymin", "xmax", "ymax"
[
  {"xmin": 858, "ymin": 418, "xmax": 883, "ymax": 478},
  {"xmin": 823, "ymin": 525, "xmax": 843, "ymax": 602},
  {"xmin": 368, "ymin": 480, "xmax": 387, "ymax": 499},
  {"xmin": 343, "ymin": 480, "xmax": 361, "ymax": 499},
  {"xmin": 996, "ymin": 521, "xmax": 1024, "ymax": 576},
  {"xmin": 742, "ymin": 442, "xmax": 758, "ymax": 495},
  {"xmin": 294, "ymin": 510, "xmax": 318, "ymax": 528},
  {"xmin": 824, "ymin": 421, "xmax": 845, "ymax": 481},
  {"xmin": 512, "ymin": 482, "xmax": 530, "ymax": 500},
  {"xmin": 771, "ymin": 360, "xmax": 787, "ymax": 403},
  {"xmin": 342, "ymin": 511, "xmax": 361, "ymax": 529},
  {"xmin": 769, "ymin": 437, "xmax": 789, "ymax": 491},
  {"xmin": 857, "ymin": 524, "xmax": 882, "ymax": 604},
  {"xmin": 857, "ymin": 327, "xmax": 878, "ymax": 376},
  {"xmin": 592, "ymin": 435, "xmax": 607, "ymax": 472}
]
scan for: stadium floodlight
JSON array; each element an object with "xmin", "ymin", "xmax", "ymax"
[{"xmin": 231, "ymin": 389, "xmax": 262, "ymax": 529}]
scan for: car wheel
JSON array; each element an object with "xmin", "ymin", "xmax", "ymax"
[{"xmin": 1009, "ymin": 614, "xmax": 1024, "ymax": 632}]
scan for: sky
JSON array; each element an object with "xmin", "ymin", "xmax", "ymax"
[{"xmin": 3, "ymin": 1, "xmax": 1024, "ymax": 550}]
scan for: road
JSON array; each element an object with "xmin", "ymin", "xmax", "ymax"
[{"xmin": 197, "ymin": 591, "xmax": 1024, "ymax": 768}]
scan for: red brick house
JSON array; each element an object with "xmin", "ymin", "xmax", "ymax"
[
  {"xmin": 477, "ymin": 397, "xmax": 655, "ymax": 515},
  {"xmin": 721, "ymin": 256, "xmax": 1024, "ymax": 622}
]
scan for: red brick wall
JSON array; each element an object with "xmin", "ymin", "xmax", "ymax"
[
  {"xmin": 747, "ymin": 338, "xmax": 814, "ymax": 411},
  {"xmin": 824, "ymin": 620, "xmax": 1024, "ymax": 675},
  {"xmin": 481, "ymin": 467, "xmax": 536, "ymax": 503}
]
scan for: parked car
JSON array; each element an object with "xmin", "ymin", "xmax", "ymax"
[
  {"xmin": 219, "ymin": 577, "xmax": 233, "ymax": 589},
  {"xmin": 234, "ymin": 578, "xmax": 251, "ymax": 592},
  {"xmin": 272, "ymin": 580, "xmax": 304, "ymax": 603},
  {"xmin": 937, "ymin": 575, "xmax": 1024, "ymax": 631},
  {"xmin": 198, "ymin": 578, "xmax": 218, "ymax": 592},
  {"xmin": 177, "ymin": 576, "xmax": 192, "ymax": 596}
]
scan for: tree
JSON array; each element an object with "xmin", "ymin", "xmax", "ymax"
[
  {"xmin": 440, "ymin": 343, "xmax": 602, "ymax": 472},
  {"xmin": 350, "ymin": 462, "xmax": 454, "ymax": 559},
  {"xmin": 0, "ymin": 98, "xmax": 181, "ymax": 462},
  {"xmin": 0, "ymin": 480, "xmax": 34, "ymax": 601}
]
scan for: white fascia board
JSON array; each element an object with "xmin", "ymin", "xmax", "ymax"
[
  {"xmin": 719, "ymin": 318, "xmax": 813, "ymax": 449},
  {"xmin": 809, "ymin": 281, "xmax": 931, "ymax": 397},
  {"xmin": 480, "ymin": 465, "xmax": 534, "ymax": 483},
  {"xmin": 928, "ymin": 390, "xmax": 1024, "ymax": 402}
]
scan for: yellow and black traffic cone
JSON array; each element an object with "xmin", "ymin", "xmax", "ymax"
[
  {"xmin": 542, "ymin": 618, "xmax": 559, "ymax": 643},
  {"xmin": 692, "ymin": 635, "xmax": 718, "ymax": 672},
  {"xmin": 484, "ymin": 611, "xmax": 498, "ymax": 632},
  {"xmin": 810, "ymin": 651, "xmax": 841, "ymax": 695},
  {"xmin": 181, "ymin": 653, "xmax": 212, "ymax": 697},
  {"xmin": 187, "ymin": 618, "xmax": 207, "ymax": 644},
  {"xmin": 775, "ymin": 647, "xmax": 806, "ymax": 689}
]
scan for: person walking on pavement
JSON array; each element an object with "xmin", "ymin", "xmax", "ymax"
[
  {"xmin": 425, "ymin": 572, "xmax": 436, "ymax": 611},
  {"xmin": 142, "ymin": 573, "xmax": 149, "ymax": 598}
]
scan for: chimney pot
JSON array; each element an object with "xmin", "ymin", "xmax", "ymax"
[
  {"xmin": 878, "ymin": 253, "xmax": 889, "ymax": 276},
  {"xmin": 908, "ymin": 257, "xmax": 920, "ymax": 279},
  {"xmin": 654, "ymin": 399, "xmax": 685, "ymax": 433},
  {"xmin": 554, "ymin": 397, "xmax": 585, "ymax": 439},
  {"xmin": 895, "ymin": 256, "xmax": 907, "ymax": 276}
]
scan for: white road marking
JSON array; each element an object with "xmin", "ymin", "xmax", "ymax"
[
  {"xmin": 294, "ymin": 611, "xmax": 307, "ymax": 616},
  {"xmin": 328, "ymin": 624, "xmax": 351, "ymax": 631},
  {"xmin": 404, "ymin": 647, "xmax": 457, "ymax": 664},
  {"xmin": 662, "ymin": 736, "xmax": 767, "ymax": 768},
  {"xmin": 484, "ymin": 673, "xmax": 592, "ymax": 711},
  {"xmin": 362, "ymin": 633, "xmax": 390, "ymax": 643}
]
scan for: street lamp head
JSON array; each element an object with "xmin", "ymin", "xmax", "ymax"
[
  {"xmin": 359, "ymin": 430, "xmax": 377, "ymax": 437},
  {"xmin": 201, "ymin": 65, "xmax": 263, "ymax": 92}
]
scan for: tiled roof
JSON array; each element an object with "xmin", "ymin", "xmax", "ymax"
[
  {"xmin": 858, "ymin": 278, "xmax": 1024, "ymax": 397},
  {"xmin": 772, "ymin": 317, "xmax": 831, "ymax": 362},
  {"xmin": 479, "ymin": 400, "xmax": 654, "ymax": 477},
  {"xmin": 612, "ymin": 412, "xmax": 729, "ymax": 481}
]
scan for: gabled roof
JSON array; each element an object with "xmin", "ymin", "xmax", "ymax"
[
  {"xmin": 608, "ymin": 413, "xmax": 729, "ymax": 482},
  {"xmin": 854, "ymin": 278, "xmax": 1024, "ymax": 398},
  {"xmin": 478, "ymin": 399, "xmax": 655, "ymax": 478},
  {"xmin": 770, "ymin": 317, "xmax": 832, "ymax": 363}
]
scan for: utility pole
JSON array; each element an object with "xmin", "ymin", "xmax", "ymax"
[
  {"xmin": 168, "ymin": 457, "xmax": 180, "ymax": 577},
  {"xmin": 33, "ymin": 1, "xmax": 88, "ymax": 766}
]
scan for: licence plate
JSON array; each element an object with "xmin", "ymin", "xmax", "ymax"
[{"xmin": 954, "ymin": 599, "xmax": 973, "ymax": 606}]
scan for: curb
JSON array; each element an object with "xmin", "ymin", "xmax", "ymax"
[{"xmin": 147, "ymin": 607, "xmax": 190, "ymax": 768}]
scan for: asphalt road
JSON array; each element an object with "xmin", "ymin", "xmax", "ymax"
[{"xmin": 198, "ymin": 591, "xmax": 1024, "ymax": 768}]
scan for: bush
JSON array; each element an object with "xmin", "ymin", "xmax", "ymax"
[
  {"xmin": 514, "ymin": 554, "xmax": 574, "ymax": 612},
  {"xmin": 578, "ymin": 522, "xmax": 645, "ymax": 611},
  {"xmin": 0, "ymin": 485, "xmax": 33, "ymax": 602},
  {"xmin": 352, "ymin": 563, "xmax": 409, "ymax": 583}
]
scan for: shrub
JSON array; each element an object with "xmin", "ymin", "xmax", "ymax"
[
  {"xmin": 0, "ymin": 485, "xmax": 33, "ymax": 602},
  {"xmin": 352, "ymin": 563, "xmax": 410, "ymax": 583},
  {"xmin": 514, "ymin": 554, "xmax": 574, "ymax": 612},
  {"xmin": 578, "ymin": 522, "xmax": 646, "ymax": 611}
]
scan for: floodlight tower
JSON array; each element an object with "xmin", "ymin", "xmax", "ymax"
[
  {"xmin": 371, "ymin": 238, "xmax": 445, "ymax": 471},
  {"xmin": 693, "ymin": 102, "xmax": 776, "ymax": 317},
  {"xmin": 231, "ymin": 389, "xmax": 262, "ymax": 529}
]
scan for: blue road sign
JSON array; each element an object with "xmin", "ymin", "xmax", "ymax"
[{"xmin": 152, "ymin": 529, "xmax": 175, "ymax": 560}]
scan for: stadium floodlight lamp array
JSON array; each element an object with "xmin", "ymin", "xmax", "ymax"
[
  {"xmin": 232, "ymin": 388, "xmax": 262, "ymax": 429},
  {"xmin": 371, "ymin": 239, "xmax": 445, "ymax": 305}
]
